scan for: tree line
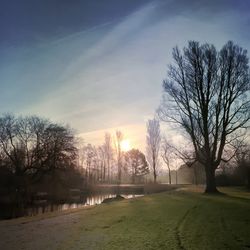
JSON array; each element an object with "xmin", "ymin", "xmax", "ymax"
[
  {"xmin": 77, "ymin": 131, "xmax": 149, "ymax": 184},
  {"xmin": 0, "ymin": 114, "xmax": 150, "ymax": 201}
]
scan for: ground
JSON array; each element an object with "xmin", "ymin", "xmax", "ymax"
[{"xmin": 0, "ymin": 186, "xmax": 250, "ymax": 250}]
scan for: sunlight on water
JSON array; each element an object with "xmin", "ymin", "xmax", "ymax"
[{"xmin": 26, "ymin": 194, "xmax": 144, "ymax": 217}]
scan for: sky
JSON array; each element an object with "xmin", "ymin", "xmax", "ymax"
[{"xmin": 1, "ymin": 0, "xmax": 250, "ymax": 150}]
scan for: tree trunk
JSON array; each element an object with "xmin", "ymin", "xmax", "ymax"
[
  {"xmin": 153, "ymin": 165, "xmax": 157, "ymax": 183},
  {"xmin": 132, "ymin": 174, "xmax": 135, "ymax": 184},
  {"xmin": 118, "ymin": 161, "xmax": 122, "ymax": 184},
  {"xmin": 205, "ymin": 166, "xmax": 219, "ymax": 193},
  {"xmin": 167, "ymin": 164, "xmax": 171, "ymax": 184},
  {"xmin": 193, "ymin": 166, "xmax": 198, "ymax": 185},
  {"xmin": 246, "ymin": 168, "xmax": 250, "ymax": 190},
  {"xmin": 103, "ymin": 163, "xmax": 106, "ymax": 182},
  {"xmin": 107, "ymin": 159, "xmax": 110, "ymax": 183},
  {"xmin": 153, "ymin": 156, "xmax": 157, "ymax": 183}
]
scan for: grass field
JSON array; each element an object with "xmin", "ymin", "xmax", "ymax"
[{"xmin": 1, "ymin": 186, "xmax": 250, "ymax": 250}]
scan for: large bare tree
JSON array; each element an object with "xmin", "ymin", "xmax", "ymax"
[
  {"xmin": 146, "ymin": 118, "xmax": 161, "ymax": 183},
  {"xmin": 158, "ymin": 41, "xmax": 250, "ymax": 193}
]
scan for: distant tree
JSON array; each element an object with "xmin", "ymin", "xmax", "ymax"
[
  {"xmin": 82, "ymin": 143, "xmax": 96, "ymax": 182},
  {"xmin": 115, "ymin": 131, "xmax": 123, "ymax": 183},
  {"xmin": 0, "ymin": 115, "xmax": 40, "ymax": 176},
  {"xmin": 97, "ymin": 145, "xmax": 106, "ymax": 182},
  {"xmin": 146, "ymin": 119, "xmax": 161, "ymax": 183},
  {"xmin": 235, "ymin": 143, "xmax": 250, "ymax": 189},
  {"xmin": 0, "ymin": 113, "xmax": 80, "ymax": 205},
  {"xmin": 158, "ymin": 41, "xmax": 250, "ymax": 193},
  {"xmin": 76, "ymin": 138, "xmax": 86, "ymax": 174},
  {"xmin": 125, "ymin": 149, "xmax": 149, "ymax": 184},
  {"xmin": 103, "ymin": 133, "xmax": 113, "ymax": 183},
  {"xmin": 161, "ymin": 138, "xmax": 172, "ymax": 184},
  {"xmin": 40, "ymin": 123, "xmax": 77, "ymax": 174},
  {"xmin": 0, "ymin": 114, "xmax": 77, "ymax": 177},
  {"xmin": 0, "ymin": 114, "xmax": 27, "ymax": 176}
]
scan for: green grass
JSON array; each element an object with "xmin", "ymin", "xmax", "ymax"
[{"xmin": 59, "ymin": 187, "xmax": 250, "ymax": 250}]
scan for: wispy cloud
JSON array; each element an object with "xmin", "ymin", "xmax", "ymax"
[{"xmin": 0, "ymin": 0, "xmax": 249, "ymax": 149}]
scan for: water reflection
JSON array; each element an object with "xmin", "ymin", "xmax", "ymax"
[
  {"xmin": 85, "ymin": 194, "xmax": 116, "ymax": 206},
  {"xmin": 26, "ymin": 194, "xmax": 143, "ymax": 217},
  {"xmin": 122, "ymin": 194, "xmax": 144, "ymax": 199}
]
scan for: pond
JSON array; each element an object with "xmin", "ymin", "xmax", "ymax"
[
  {"xmin": 1, "ymin": 193, "xmax": 144, "ymax": 219},
  {"xmin": 27, "ymin": 194, "xmax": 144, "ymax": 216},
  {"xmin": 1, "ymin": 184, "xmax": 179, "ymax": 219}
]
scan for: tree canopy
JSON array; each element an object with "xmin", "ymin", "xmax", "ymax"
[{"xmin": 125, "ymin": 149, "xmax": 149, "ymax": 183}]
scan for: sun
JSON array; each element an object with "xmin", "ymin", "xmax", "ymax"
[{"xmin": 120, "ymin": 139, "xmax": 131, "ymax": 152}]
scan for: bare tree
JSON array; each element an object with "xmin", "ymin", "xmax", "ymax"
[
  {"xmin": 82, "ymin": 143, "xmax": 96, "ymax": 182},
  {"xmin": 0, "ymin": 113, "xmax": 78, "ymax": 200},
  {"xmin": 146, "ymin": 119, "xmax": 161, "ymax": 183},
  {"xmin": 41, "ymin": 123, "xmax": 77, "ymax": 174},
  {"xmin": 0, "ymin": 114, "xmax": 77, "ymax": 177},
  {"xmin": 161, "ymin": 138, "xmax": 172, "ymax": 184},
  {"xmin": 103, "ymin": 133, "xmax": 113, "ymax": 183},
  {"xmin": 76, "ymin": 138, "xmax": 86, "ymax": 175},
  {"xmin": 97, "ymin": 145, "xmax": 105, "ymax": 182},
  {"xmin": 115, "ymin": 131, "xmax": 123, "ymax": 183},
  {"xmin": 0, "ymin": 114, "xmax": 26, "ymax": 176},
  {"xmin": 158, "ymin": 41, "xmax": 250, "ymax": 193},
  {"xmin": 235, "ymin": 142, "xmax": 250, "ymax": 189}
]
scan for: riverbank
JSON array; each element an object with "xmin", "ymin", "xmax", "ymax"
[
  {"xmin": 0, "ymin": 183, "xmax": 180, "ymax": 219},
  {"xmin": 0, "ymin": 186, "xmax": 249, "ymax": 250}
]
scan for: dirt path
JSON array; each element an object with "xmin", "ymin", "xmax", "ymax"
[{"xmin": 0, "ymin": 210, "xmax": 81, "ymax": 250}]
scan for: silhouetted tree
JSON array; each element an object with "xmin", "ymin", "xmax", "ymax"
[
  {"xmin": 146, "ymin": 119, "xmax": 161, "ymax": 183},
  {"xmin": 124, "ymin": 149, "xmax": 149, "ymax": 184},
  {"xmin": 0, "ymin": 114, "xmax": 77, "ymax": 178},
  {"xmin": 0, "ymin": 114, "xmax": 80, "ymax": 209},
  {"xmin": 41, "ymin": 123, "xmax": 77, "ymax": 174},
  {"xmin": 158, "ymin": 41, "xmax": 250, "ymax": 193}
]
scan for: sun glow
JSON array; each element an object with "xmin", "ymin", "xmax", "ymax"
[{"xmin": 120, "ymin": 139, "xmax": 131, "ymax": 152}]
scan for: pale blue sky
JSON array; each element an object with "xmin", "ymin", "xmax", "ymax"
[{"xmin": 1, "ymin": 0, "xmax": 250, "ymax": 149}]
